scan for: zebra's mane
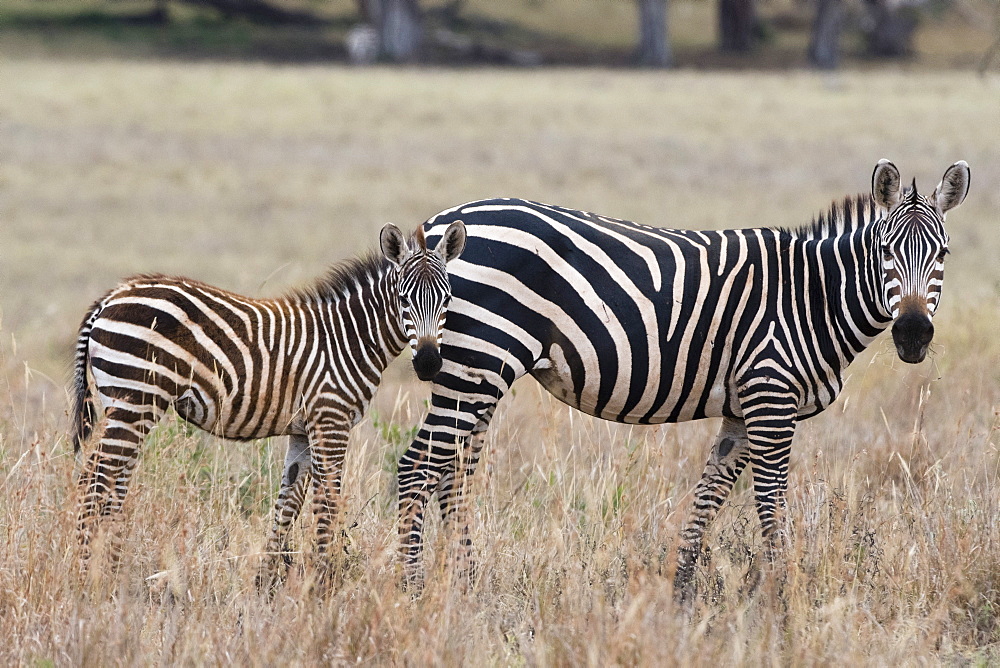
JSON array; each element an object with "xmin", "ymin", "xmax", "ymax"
[
  {"xmin": 294, "ymin": 252, "xmax": 388, "ymax": 303},
  {"xmin": 778, "ymin": 193, "xmax": 878, "ymax": 241}
]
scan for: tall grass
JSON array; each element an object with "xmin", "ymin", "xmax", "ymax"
[
  {"xmin": 4, "ymin": 336, "xmax": 1000, "ymax": 663},
  {"xmin": 1, "ymin": 61, "xmax": 999, "ymax": 663}
]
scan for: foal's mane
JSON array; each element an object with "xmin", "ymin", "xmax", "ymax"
[{"xmin": 293, "ymin": 252, "xmax": 387, "ymax": 303}]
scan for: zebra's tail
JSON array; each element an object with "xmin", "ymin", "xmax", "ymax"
[{"xmin": 71, "ymin": 298, "xmax": 103, "ymax": 455}]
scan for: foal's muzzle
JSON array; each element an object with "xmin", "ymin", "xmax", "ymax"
[
  {"xmin": 891, "ymin": 312, "xmax": 934, "ymax": 364},
  {"xmin": 412, "ymin": 342, "xmax": 443, "ymax": 381}
]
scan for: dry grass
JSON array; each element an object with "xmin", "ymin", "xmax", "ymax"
[{"xmin": 2, "ymin": 60, "xmax": 1000, "ymax": 664}]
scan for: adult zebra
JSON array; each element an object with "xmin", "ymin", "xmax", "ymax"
[
  {"xmin": 396, "ymin": 160, "xmax": 970, "ymax": 594},
  {"xmin": 71, "ymin": 221, "xmax": 467, "ymax": 588}
]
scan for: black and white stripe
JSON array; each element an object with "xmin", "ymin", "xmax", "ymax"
[
  {"xmin": 72, "ymin": 221, "xmax": 466, "ymax": 588},
  {"xmin": 394, "ymin": 160, "xmax": 970, "ymax": 593}
]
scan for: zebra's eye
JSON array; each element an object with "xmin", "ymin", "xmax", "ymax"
[
  {"xmin": 881, "ymin": 246, "xmax": 894, "ymax": 262},
  {"xmin": 936, "ymin": 248, "xmax": 949, "ymax": 263}
]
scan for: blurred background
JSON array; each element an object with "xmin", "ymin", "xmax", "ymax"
[{"xmin": 1, "ymin": 0, "xmax": 998, "ymax": 68}]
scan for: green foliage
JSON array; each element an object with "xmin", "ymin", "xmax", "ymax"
[{"xmin": 371, "ymin": 410, "xmax": 419, "ymax": 477}]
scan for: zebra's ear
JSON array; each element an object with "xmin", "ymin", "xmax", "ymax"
[
  {"xmin": 872, "ymin": 159, "xmax": 901, "ymax": 212},
  {"xmin": 380, "ymin": 223, "xmax": 411, "ymax": 266},
  {"xmin": 933, "ymin": 161, "xmax": 970, "ymax": 215},
  {"xmin": 436, "ymin": 220, "xmax": 467, "ymax": 263}
]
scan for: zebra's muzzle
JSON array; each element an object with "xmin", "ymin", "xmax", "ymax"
[
  {"xmin": 891, "ymin": 312, "xmax": 934, "ymax": 364},
  {"xmin": 412, "ymin": 342, "xmax": 443, "ymax": 381}
]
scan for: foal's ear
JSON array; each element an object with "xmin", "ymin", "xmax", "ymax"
[
  {"xmin": 933, "ymin": 160, "xmax": 970, "ymax": 215},
  {"xmin": 435, "ymin": 220, "xmax": 467, "ymax": 263},
  {"xmin": 380, "ymin": 223, "xmax": 410, "ymax": 266},
  {"xmin": 872, "ymin": 159, "xmax": 902, "ymax": 212}
]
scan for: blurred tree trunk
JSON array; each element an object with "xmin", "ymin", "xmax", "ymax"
[
  {"xmin": 865, "ymin": 0, "xmax": 918, "ymax": 57},
  {"xmin": 152, "ymin": 0, "xmax": 169, "ymax": 22},
  {"xmin": 356, "ymin": 0, "xmax": 423, "ymax": 62},
  {"xmin": 636, "ymin": 0, "xmax": 672, "ymax": 67},
  {"xmin": 808, "ymin": 0, "xmax": 843, "ymax": 68},
  {"xmin": 358, "ymin": 0, "xmax": 378, "ymax": 23},
  {"xmin": 718, "ymin": 0, "xmax": 756, "ymax": 52}
]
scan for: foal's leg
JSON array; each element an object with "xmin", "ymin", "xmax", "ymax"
[
  {"xmin": 78, "ymin": 401, "xmax": 159, "ymax": 573},
  {"xmin": 102, "ymin": 455, "xmax": 141, "ymax": 573},
  {"xmin": 307, "ymin": 418, "xmax": 351, "ymax": 583},
  {"xmin": 257, "ymin": 433, "xmax": 311, "ymax": 592}
]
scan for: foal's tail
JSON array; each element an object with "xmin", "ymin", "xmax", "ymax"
[{"xmin": 71, "ymin": 298, "xmax": 103, "ymax": 455}]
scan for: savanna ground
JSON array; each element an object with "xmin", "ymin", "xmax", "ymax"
[{"xmin": 2, "ymin": 44, "xmax": 1000, "ymax": 665}]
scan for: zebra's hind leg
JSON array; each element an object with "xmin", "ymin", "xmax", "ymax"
[
  {"xmin": 257, "ymin": 433, "xmax": 311, "ymax": 594},
  {"xmin": 102, "ymin": 455, "xmax": 140, "ymax": 573},
  {"xmin": 674, "ymin": 417, "xmax": 750, "ymax": 604},
  {"xmin": 436, "ymin": 405, "xmax": 494, "ymax": 587},
  {"xmin": 77, "ymin": 403, "xmax": 157, "ymax": 576}
]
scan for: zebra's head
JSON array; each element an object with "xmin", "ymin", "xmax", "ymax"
[
  {"xmin": 872, "ymin": 159, "xmax": 970, "ymax": 364},
  {"xmin": 380, "ymin": 220, "xmax": 467, "ymax": 381}
]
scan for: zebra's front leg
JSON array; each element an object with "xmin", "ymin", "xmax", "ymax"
[
  {"xmin": 257, "ymin": 433, "xmax": 312, "ymax": 593},
  {"xmin": 436, "ymin": 408, "xmax": 493, "ymax": 586},
  {"xmin": 398, "ymin": 395, "xmax": 490, "ymax": 589},
  {"xmin": 674, "ymin": 417, "xmax": 750, "ymax": 603},
  {"xmin": 308, "ymin": 421, "xmax": 350, "ymax": 584},
  {"xmin": 740, "ymin": 379, "xmax": 799, "ymax": 594},
  {"xmin": 397, "ymin": 436, "xmax": 450, "ymax": 591}
]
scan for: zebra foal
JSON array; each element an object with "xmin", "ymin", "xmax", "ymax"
[
  {"xmin": 396, "ymin": 160, "xmax": 969, "ymax": 596},
  {"xmin": 71, "ymin": 221, "xmax": 466, "ymax": 588}
]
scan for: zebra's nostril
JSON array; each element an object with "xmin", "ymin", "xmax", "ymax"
[
  {"xmin": 412, "ymin": 345, "xmax": 442, "ymax": 381},
  {"xmin": 920, "ymin": 321, "xmax": 934, "ymax": 346},
  {"xmin": 892, "ymin": 313, "xmax": 934, "ymax": 363}
]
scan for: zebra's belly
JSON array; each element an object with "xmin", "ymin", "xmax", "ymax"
[
  {"xmin": 531, "ymin": 343, "xmax": 738, "ymax": 425},
  {"xmin": 195, "ymin": 387, "xmax": 305, "ymax": 440},
  {"xmin": 795, "ymin": 376, "xmax": 843, "ymax": 419}
]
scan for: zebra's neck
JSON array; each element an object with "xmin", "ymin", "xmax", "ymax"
[
  {"xmin": 307, "ymin": 257, "xmax": 408, "ymax": 372},
  {"xmin": 807, "ymin": 224, "xmax": 893, "ymax": 370}
]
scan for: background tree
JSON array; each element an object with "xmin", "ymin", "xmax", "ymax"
[
  {"xmin": 864, "ymin": 0, "xmax": 919, "ymax": 56},
  {"xmin": 357, "ymin": 0, "xmax": 423, "ymax": 62},
  {"xmin": 718, "ymin": 0, "xmax": 756, "ymax": 51},
  {"xmin": 809, "ymin": 0, "xmax": 844, "ymax": 68},
  {"xmin": 636, "ymin": 0, "xmax": 672, "ymax": 67}
]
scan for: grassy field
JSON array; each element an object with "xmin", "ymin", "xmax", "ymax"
[{"xmin": 2, "ymin": 58, "xmax": 1000, "ymax": 664}]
